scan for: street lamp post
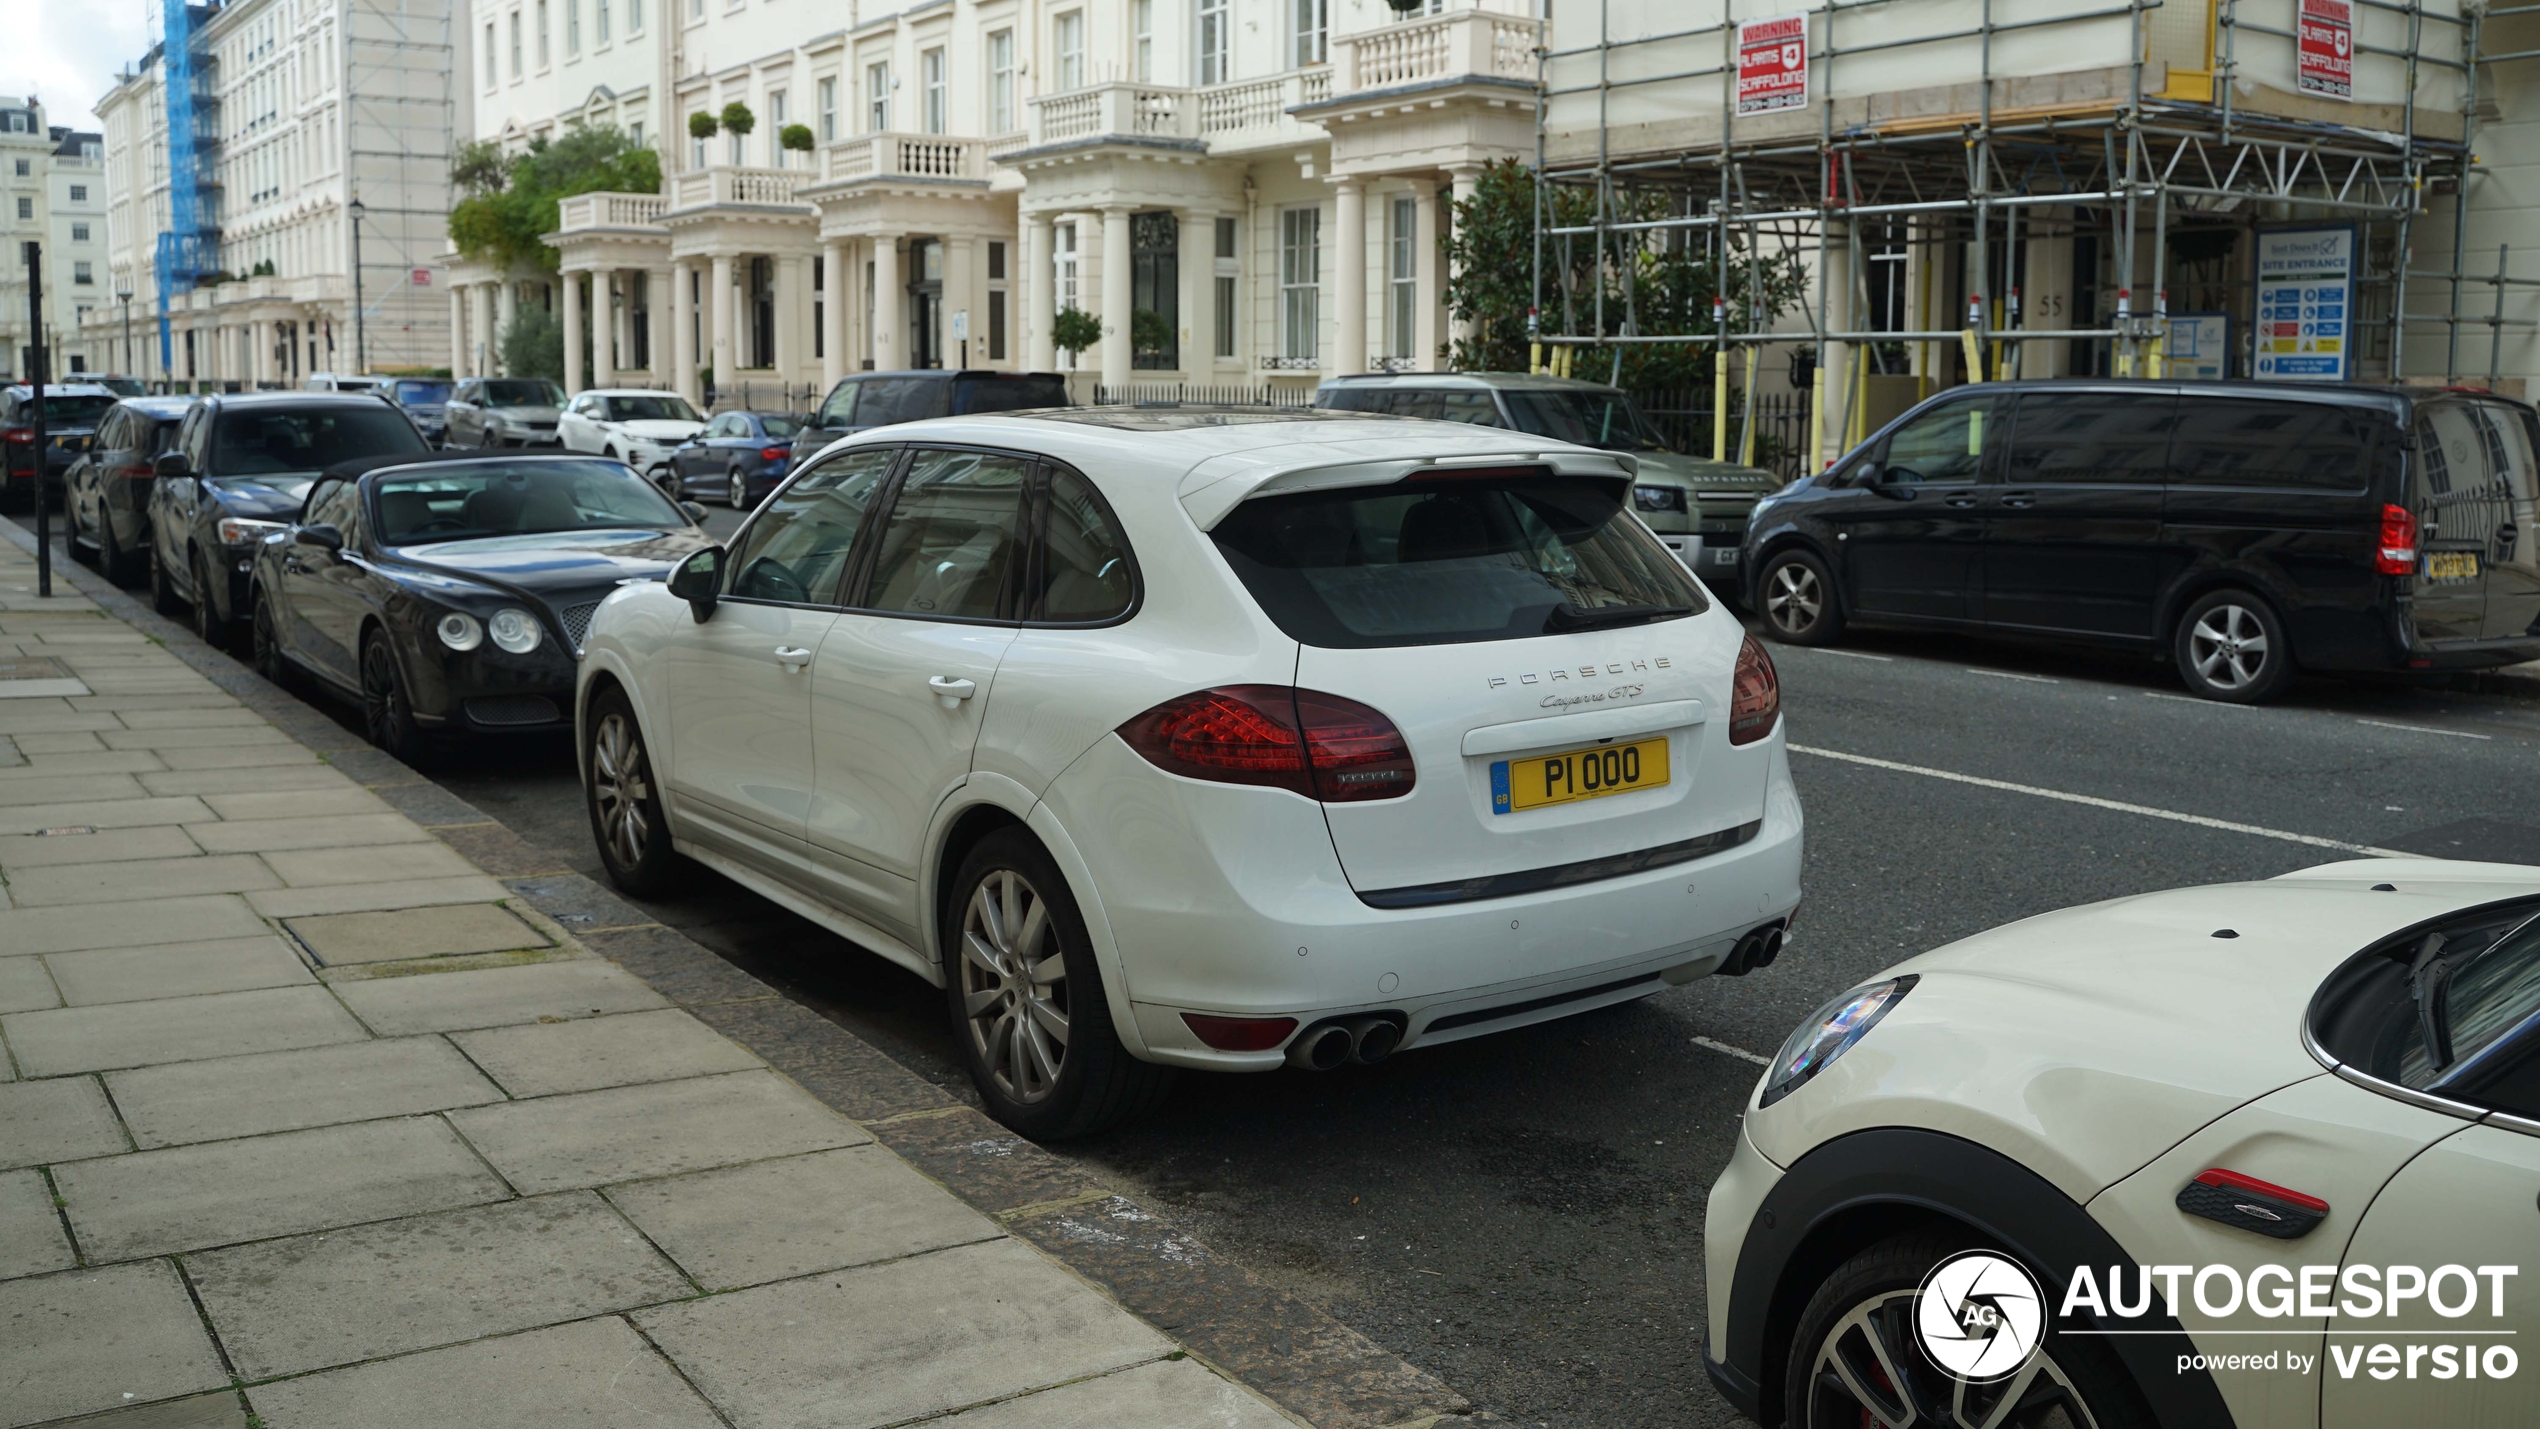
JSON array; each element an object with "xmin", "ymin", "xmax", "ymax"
[
  {"xmin": 347, "ymin": 195, "xmax": 367, "ymax": 375},
  {"xmin": 116, "ymin": 288, "xmax": 134, "ymax": 384}
]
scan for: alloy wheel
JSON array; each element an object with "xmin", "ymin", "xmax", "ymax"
[
  {"xmin": 1766, "ymin": 560, "xmax": 1823, "ymax": 637},
  {"xmin": 252, "ymin": 596, "xmax": 286, "ymax": 683},
  {"xmin": 958, "ymin": 869, "xmax": 1070, "ymax": 1105},
  {"xmin": 360, "ymin": 638, "xmax": 408, "ymax": 752},
  {"xmin": 191, "ymin": 554, "xmax": 222, "ymax": 643},
  {"xmin": 729, "ymin": 469, "xmax": 748, "ymax": 509},
  {"xmin": 1804, "ymin": 1288, "xmax": 2103, "ymax": 1429},
  {"xmin": 590, "ymin": 712, "xmax": 653, "ymax": 871},
  {"xmin": 2188, "ymin": 603, "xmax": 2269, "ymax": 691}
]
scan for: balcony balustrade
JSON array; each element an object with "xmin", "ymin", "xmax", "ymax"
[{"xmin": 820, "ymin": 132, "xmax": 988, "ymax": 184}]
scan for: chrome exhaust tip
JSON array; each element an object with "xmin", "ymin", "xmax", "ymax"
[
  {"xmin": 1286, "ymin": 1021, "xmax": 1356, "ymax": 1071},
  {"xmin": 1716, "ymin": 923, "xmax": 1785, "ymax": 978},
  {"xmin": 1347, "ymin": 1016, "xmax": 1401, "ymax": 1065}
]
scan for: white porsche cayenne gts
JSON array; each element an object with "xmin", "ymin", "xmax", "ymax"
[
  {"xmin": 1706, "ymin": 859, "xmax": 2540, "ymax": 1429},
  {"xmin": 575, "ymin": 409, "xmax": 1802, "ymax": 1136}
]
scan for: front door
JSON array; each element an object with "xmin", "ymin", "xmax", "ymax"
[
  {"xmin": 2412, "ymin": 402, "xmax": 2495, "ymax": 642},
  {"xmin": 910, "ymin": 239, "xmax": 944, "ymax": 369},
  {"xmin": 1982, "ymin": 390, "xmax": 2177, "ymax": 637},
  {"xmin": 1827, "ymin": 390, "xmax": 1998, "ymax": 621},
  {"xmin": 661, "ymin": 447, "xmax": 895, "ymax": 875},
  {"xmin": 281, "ymin": 477, "xmax": 366, "ymax": 685},
  {"xmin": 805, "ymin": 446, "xmax": 1030, "ymax": 944}
]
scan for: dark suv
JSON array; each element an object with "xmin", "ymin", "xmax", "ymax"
[
  {"xmin": 2, "ymin": 382, "xmax": 121, "ymax": 510},
  {"xmin": 147, "ymin": 392, "xmax": 431, "ymax": 649},
  {"xmin": 787, "ymin": 369, "xmax": 1069, "ymax": 468},
  {"xmin": 1742, "ymin": 380, "xmax": 2540, "ymax": 701}
]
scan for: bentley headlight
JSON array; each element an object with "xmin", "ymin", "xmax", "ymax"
[
  {"xmin": 435, "ymin": 611, "xmax": 483, "ymax": 651},
  {"xmin": 488, "ymin": 607, "xmax": 543, "ymax": 654},
  {"xmin": 1760, "ymin": 976, "xmax": 1916, "ymax": 1107}
]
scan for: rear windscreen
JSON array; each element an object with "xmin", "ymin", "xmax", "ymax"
[
  {"xmin": 19, "ymin": 394, "xmax": 116, "ymax": 425},
  {"xmin": 1212, "ymin": 475, "xmax": 1707, "ymax": 649},
  {"xmin": 953, "ymin": 376, "xmax": 1069, "ymax": 415}
]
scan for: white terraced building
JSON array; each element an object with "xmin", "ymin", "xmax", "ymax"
[
  {"xmin": 1, "ymin": 98, "xmax": 111, "ymax": 382},
  {"xmin": 455, "ymin": 0, "xmax": 1543, "ymax": 402}
]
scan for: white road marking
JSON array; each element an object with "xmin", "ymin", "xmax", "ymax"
[
  {"xmin": 1966, "ymin": 668, "xmax": 2058, "ymax": 683},
  {"xmin": 1789, "ymin": 745, "xmax": 2419, "ymax": 858},
  {"xmin": 2357, "ymin": 719, "xmax": 2493, "ymax": 741},
  {"xmin": 1694, "ymin": 1035, "xmax": 1771, "ymax": 1067},
  {"xmin": 1810, "ymin": 648, "xmax": 1893, "ymax": 661},
  {"xmin": 2143, "ymin": 691, "xmax": 2255, "ymax": 708}
]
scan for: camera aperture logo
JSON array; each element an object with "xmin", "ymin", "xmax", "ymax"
[{"xmin": 1916, "ymin": 1251, "xmax": 2049, "ymax": 1381}]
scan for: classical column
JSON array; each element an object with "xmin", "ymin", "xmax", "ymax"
[
  {"xmin": 872, "ymin": 238, "xmax": 901, "ymax": 371},
  {"xmin": 251, "ymin": 319, "xmax": 273, "ymax": 387},
  {"xmin": 1025, "ymin": 213, "xmax": 1055, "ymax": 372},
  {"xmin": 562, "ymin": 271, "xmax": 585, "ymax": 394},
  {"xmin": 448, "ymin": 289, "xmax": 465, "ymax": 377},
  {"xmin": 1333, "ymin": 181, "xmax": 1367, "ymax": 377},
  {"xmin": 593, "ymin": 271, "xmax": 617, "ymax": 389},
  {"xmin": 944, "ymin": 235, "xmax": 975, "ymax": 369},
  {"xmin": 1413, "ymin": 182, "xmax": 1442, "ymax": 371},
  {"xmin": 709, "ymin": 254, "xmax": 737, "ymax": 402},
  {"xmin": 495, "ymin": 280, "xmax": 519, "ymax": 365},
  {"xmin": 470, "ymin": 282, "xmax": 495, "ymax": 377},
  {"xmin": 821, "ymin": 240, "xmax": 848, "ymax": 388},
  {"xmin": 1099, "ymin": 206, "xmax": 1133, "ymax": 391},
  {"xmin": 1446, "ymin": 164, "xmax": 1482, "ymax": 355},
  {"xmin": 671, "ymin": 260, "xmax": 700, "ymax": 406},
  {"xmin": 774, "ymin": 253, "xmax": 804, "ymax": 389},
  {"xmin": 647, "ymin": 270, "xmax": 672, "ymax": 377},
  {"xmin": 1178, "ymin": 209, "xmax": 1210, "ymax": 375}
]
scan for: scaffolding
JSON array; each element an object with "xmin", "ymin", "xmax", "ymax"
[
  {"xmin": 153, "ymin": 0, "xmax": 221, "ymax": 374},
  {"xmin": 1530, "ymin": 0, "xmax": 2480, "ymax": 470}
]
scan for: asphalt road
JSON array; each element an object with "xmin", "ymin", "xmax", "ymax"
[{"xmin": 139, "ymin": 504, "xmax": 2540, "ymax": 1427}]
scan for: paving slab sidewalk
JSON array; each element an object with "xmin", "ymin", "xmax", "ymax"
[{"xmin": 0, "ymin": 534, "xmax": 1312, "ymax": 1428}]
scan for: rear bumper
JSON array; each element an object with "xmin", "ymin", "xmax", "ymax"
[{"xmin": 1055, "ymin": 732, "xmax": 1806, "ymax": 1072}]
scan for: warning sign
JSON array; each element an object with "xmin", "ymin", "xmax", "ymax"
[
  {"xmin": 2298, "ymin": 0, "xmax": 2353, "ymax": 101},
  {"xmin": 2253, "ymin": 227, "xmax": 2353, "ymax": 383},
  {"xmin": 1737, "ymin": 15, "xmax": 1809, "ymax": 116}
]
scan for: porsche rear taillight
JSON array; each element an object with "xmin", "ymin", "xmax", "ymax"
[
  {"xmin": 1119, "ymin": 685, "xmax": 1416, "ymax": 802},
  {"xmin": 1729, "ymin": 635, "xmax": 1781, "ymax": 746},
  {"xmin": 2376, "ymin": 503, "xmax": 2419, "ymax": 577}
]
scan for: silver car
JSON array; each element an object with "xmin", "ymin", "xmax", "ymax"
[{"xmin": 444, "ymin": 378, "xmax": 566, "ymax": 450}]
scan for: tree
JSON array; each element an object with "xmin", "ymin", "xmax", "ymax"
[
  {"xmin": 448, "ymin": 124, "xmax": 662, "ymax": 275},
  {"xmin": 687, "ymin": 111, "xmax": 720, "ymax": 142},
  {"xmin": 1442, "ymin": 158, "xmax": 1806, "ymax": 388},
  {"xmin": 500, "ymin": 304, "xmax": 565, "ymax": 381},
  {"xmin": 1051, "ymin": 307, "xmax": 1103, "ymax": 361},
  {"xmin": 780, "ymin": 123, "xmax": 816, "ymax": 155},
  {"xmin": 720, "ymin": 103, "xmax": 756, "ymax": 150}
]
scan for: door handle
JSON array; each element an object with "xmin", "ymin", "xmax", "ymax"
[
  {"xmin": 1998, "ymin": 490, "xmax": 2036, "ymax": 509},
  {"xmin": 773, "ymin": 645, "xmax": 813, "ymax": 669},
  {"xmin": 927, "ymin": 676, "xmax": 978, "ymax": 701},
  {"xmin": 1943, "ymin": 492, "xmax": 1980, "ymax": 508},
  {"xmin": 2498, "ymin": 523, "xmax": 2519, "ymax": 561}
]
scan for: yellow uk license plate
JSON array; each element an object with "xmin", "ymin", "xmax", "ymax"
[
  {"xmin": 2426, "ymin": 551, "xmax": 2480, "ymax": 582},
  {"xmin": 1490, "ymin": 736, "xmax": 1671, "ymax": 815}
]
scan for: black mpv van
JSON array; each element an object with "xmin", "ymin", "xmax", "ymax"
[{"xmin": 1741, "ymin": 381, "xmax": 2540, "ymax": 702}]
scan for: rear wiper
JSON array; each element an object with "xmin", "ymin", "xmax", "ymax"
[
  {"xmin": 2407, "ymin": 931, "xmax": 2456, "ymax": 1074},
  {"xmin": 1544, "ymin": 601, "xmax": 1693, "ymax": 634}
]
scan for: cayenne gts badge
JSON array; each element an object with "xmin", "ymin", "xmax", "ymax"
[{"xmin": 1915, "ymin": 1250, "xmax": 2048, "ymax": 1382}]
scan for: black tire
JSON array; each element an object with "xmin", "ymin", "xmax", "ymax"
[
  {"xmin": 250, "ymin": 588, "xmax": 298, "ymax": 691},
  {"xmin": 191, "ymin": 550, "xmax": 236, "ymax": 651},
  {"xmin": 583, "ymin": 684, "xmax": 688, "ymax": 896},
  {"xmin": 943, "ymin": 829, "xmax": 1174, "ymax": 1141},
  {"xmin": 148, "ymin": 539, "xmax": 183, "ymax": 617},
  {"xmin": 1757, "ymin": 547, "xmax": 1845, "ymax": 646},
  {"xmin": 2172, "ymin": 588, "xmax": 2293, "ymax": 704},
  {"xmin": 65, "ymin": 495, "xmax": 98, "ymax": 567},
  {"xmin": 358, "ymin": 626, "xmax": 430, "ymax": 766},
  {"xmin": 1783, "ymin": 1232, "xmax": 2151, "ymax": 1429},
  {"xmin": 97, "ymin": 512, "xmax": 139, "ymax": 587}
]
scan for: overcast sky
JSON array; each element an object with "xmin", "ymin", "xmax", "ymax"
[{"xmin": 6, "ymin": 1, "xmax": 154, "ymax": 133}]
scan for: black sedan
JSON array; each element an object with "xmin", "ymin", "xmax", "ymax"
[
  {"xmin": 248, "ymin": 452, "xmax": 713, "ymax": 761},
  {"xmin": 664, "ymin": 410, "xmax": 805, "ymax": 509},
  {"xmin": 64, "ymin": 395, "xmax": 193, "ymax": 586}
]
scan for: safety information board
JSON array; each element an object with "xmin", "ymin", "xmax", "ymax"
[
  {"xmin": 2298, "ymin": 0, "xmax": 2354, "ymax": 100},
  {"xmin": 1737, "ymin": 16, "xmax": 1809, "ymax": 115},
  {"xmin": 2166, "ymin": 313, "xmax": 2232, "ymax": 380},
  {"xmin": 2254, "ymin": 227, "xmax": 2353, "ymax": 382}
]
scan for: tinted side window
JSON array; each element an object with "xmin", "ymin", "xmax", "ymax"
[
  {"xmin": 854, "ymin": 378, "xmax": 936, "ymax": 426},
  {"xmin": 815, "ymin": 381, "xmax": 859, "ymax": 429},
  {"xmin": 952, "ymin": 375, "xmax": 1069, "ymax": 414},
  {"xmin": 2006, "ymin": 393, "xmax": 2176, "ymax": 484},
  {"xmin": 1439, "ymin": 392, "xmax": 1500, "ymax": 425},
  {"xmin": 1035, "ymin": 470, "xmax": 1135, "ymax": 622},
  {"xmin": 95, "ymin": 408, "xmax": 126, "ymax": 449},
  {"xmin": 1880, "ymin": 397, "xmax": 1991, "ymax": 483},
  {"xmin": 727, "ymin": 448, "xmax": 897, "ymax": 604},
  {"xmin": 2171, "ymin": 399, "xmax": 2379, "ymax": 490},
  {"xmin": 1387, "ymin": 392, "xmax": 1443, "ymax": 420},
  {"xmin": 862, "ymin": 448, "xmax": 1033, "ymax": 620},
  {"xmin": 1318, "ymin": 387, "xmax": 1385, "ymax": 413}
]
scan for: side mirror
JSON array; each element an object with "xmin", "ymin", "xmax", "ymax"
[
  {"xmin": 294, "ymin": 524, "xmax": 344, "ymax": 552},
  {"xmin": 668, "ymin": 546, "xmax": 723, "ymax": 622},
  {"xmin": 679, "ymin": 501, "xmax": 709, "ymax": 524},
  {"xmin": 1867, "ymin": 470, "xmax": 1917, "ymax": 501},
  {"xmin": 153, "ymin": 451, "xmax": 191, "ymax": 481}
]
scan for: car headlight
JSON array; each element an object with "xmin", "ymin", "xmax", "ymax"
[
  {"xmin": 488, "ymin": 607, "xmax": 543, "ymax": 654},
  {"xmin": 1633, "ymin": 485, "xmax": 1688, "ymax": 514},
  {"xmin": 218, "ymin": 518, "xmax": 286, "ymax": 546},
  {"xmin": 435, "ymin": 611, "xmax": 483, "ymax": 651},
  {"xmin": 1760, "ymin": 975, "xmax": 1917, "ymax": 1108}
]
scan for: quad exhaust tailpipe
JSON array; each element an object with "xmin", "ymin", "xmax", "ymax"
[
  {"xmin": 1715, "ymin": 922, "xmax": 1786, "ymax": 978},
  {"xmin": 1285, "ymin": 1015, "xmax": 1404, "ymax": 1070}
]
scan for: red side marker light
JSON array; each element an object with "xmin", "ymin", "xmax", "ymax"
[{"xmin": 1182, "ymin": 1014, "xmax": 1300, "ymax": 1052}]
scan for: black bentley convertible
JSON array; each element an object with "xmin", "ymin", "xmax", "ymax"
[{"xmin": 249, "ymin": 451, "xmax": 713, "ymax": 759}]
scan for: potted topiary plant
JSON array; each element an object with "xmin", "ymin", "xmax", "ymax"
[
  {"xmin": 780, "ymin": 123, "xmax": 815, "ymax": 154},
  {"xmin": 1051, "ymin": 306, "xmax": 1103, "ymax": 370},
  {"xmin": 721, "ymin": 102, "xmax": 756, "ymax": 151},
  {"xmin": 688, "ymin": 111, "xmax": 719, "ymax": 141}
]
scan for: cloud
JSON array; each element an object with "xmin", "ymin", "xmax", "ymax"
[{"xmin": 5, "ymin": 1, "xmax": 155, "ymax": 131}]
